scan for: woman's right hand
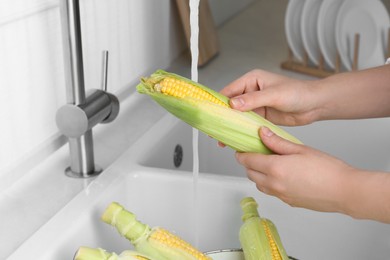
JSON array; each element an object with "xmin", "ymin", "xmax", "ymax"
[{"xmin": 220, "ymin": 69, "xmax": 321, "ymax": 126}]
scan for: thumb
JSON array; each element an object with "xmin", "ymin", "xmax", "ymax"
[
  {"xmin": 229, "ymin": 89, "xmax": 276, "ymax": 112},
  {"xmin": 260, "ymin": 127, "xmax": 302, "ymax": 155}
]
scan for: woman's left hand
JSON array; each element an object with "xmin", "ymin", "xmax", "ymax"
[{"xmin": 236, "ymin": 127, "xmax": 355, "ymax": 214}]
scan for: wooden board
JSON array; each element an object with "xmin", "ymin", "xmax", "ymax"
[{"xmin": 175, "ymin": 0, "xmax": 219, "ymax": 67}]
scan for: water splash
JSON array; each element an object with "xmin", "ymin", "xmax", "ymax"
[
  {"xmin": 190, "ymin": 0, "xmax": 199, "ymax": 82},
  {"xmin": 189, "ymin": 0, "xmax": 200, "ymax": 248}
]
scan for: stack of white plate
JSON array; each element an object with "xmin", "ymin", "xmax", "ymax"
[{"xmin": 285, "ymin": 0, "xmax": 390, "ymax": 70}]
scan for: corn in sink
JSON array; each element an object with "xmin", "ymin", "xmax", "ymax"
[{"xmin": 101, "ymin": 202, "xmax": 211, "ymax": 260}]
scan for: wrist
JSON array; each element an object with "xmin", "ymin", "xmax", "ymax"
[
  {"xmin": 337, "ymin": 168, "xmax": 361, "ymax": 217},
  {"xmin": 338, "ymin": 169, "xmax": 384, "ymax": 221},
  {"xmin": 304, "ymin": 80, "xmax": 330, "ymax": 122},
  {"xmin": 309, "ymin": 75, "xmax": 345, "ymax": 122},
  {"xmin": 342, "ymin": 170, "xmax": 390, "ymax": 223}
]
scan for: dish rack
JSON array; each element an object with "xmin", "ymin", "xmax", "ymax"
[{"xmin": 281, "ymin": 29, "xmax": 390, "ymax": 78}]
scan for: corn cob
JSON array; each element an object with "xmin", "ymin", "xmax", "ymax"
[
  {"xmin": 74, "ymin": 246, "xmax": 153, "ymax": 260},
  {"xmin": 101, "ymin": 202, "xmax": 211, "ymax": 260},
  {"xmin": 239, "ymin": 197, "xmax": 289, "ymax": 260},
  {"xmin": 136, "ymin": 70, "xmax": 301, "ymax": 154}
]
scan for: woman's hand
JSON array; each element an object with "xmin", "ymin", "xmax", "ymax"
[
  {"xmin": 236, "ymin": 126, "xmax": 355, "ymax": 214},
  {"xmin": 236, "ymin": 127, "xmax": 390, "ymax": 223},
  {"xmin": 223, "ymin": 66, "xmax": 390, "ymax": 122},
  {"xmin": 220, "ymin": 69, "xmax": 321, "ymax": 126}
]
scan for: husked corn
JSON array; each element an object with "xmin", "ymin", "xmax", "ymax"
[
  {"xmin": 101, "ymin": 202, "xmax": 211, "ymax": 260},
  {"xmin": 239, "ymin": 197, "xmax": 289, "ymax": 260},
  {"xmin": 137, "ymin": 70, "xmax": 302, "ymax": 154}
]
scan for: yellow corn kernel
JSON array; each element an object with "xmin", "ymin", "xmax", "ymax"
[
  {"xmin": 149, "ymin": 228, "xmax": 209, "ymax": 260},
  {"xmin": 262, "ymin": 220, "xmax": 282, "ymax": 260},
  {"xmin": 155, "ymin": 77, "xmax": 229, "ymax": 108}
]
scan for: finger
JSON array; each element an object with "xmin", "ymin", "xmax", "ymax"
[
  {"xmin": 229, "ymin": 89, "xmax": 278, "ymax": 112},
  {"xmin": 246, "ymin": 169, "xmax": 271, "ymax": 195},
  {"xmin": 246, "ymin": 168, "xmax": 266, "ymax": 184},
  {"xmin": 260, "ymin": 127, "xmax": 303, "ymax": 155},
  {"xmin": 235, "ymin": 152, "xmax": 274, "ymax": 175},
  {"xmin": 217, "ymin": 141, "xmax": 226, "ymax": 148}
]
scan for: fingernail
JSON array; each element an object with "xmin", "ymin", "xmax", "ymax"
[
  {"xmin": 230, "ymin": 98, "xmax": 244, "ymax": 108},
  {"xmin": 261, "ymin": 127, "xmax": 274, "ymax": 137}
]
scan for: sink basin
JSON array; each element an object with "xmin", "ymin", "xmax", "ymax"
[
  {"xmin": 8, "ymin": 114, "xmax": 390, "ymax": 260},
  {"xmin": 137, "ymin": 114, "xmax": 243, "ymax": 177}
]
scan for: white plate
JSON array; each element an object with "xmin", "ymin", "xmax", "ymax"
[
  {"xmin": 300, "ymin": 0, "xmax": 323, "ymax": 65},
  {"xmin": 285, "ymin": 0, "xmax": 306, "ymax": 62},
  {"xmin": 317, "ymin": 0, "xmax": 345, "ymax": 69},
  {"xmin": 335, "ymin": 0, "xmax": 390, "ymax": 70}
]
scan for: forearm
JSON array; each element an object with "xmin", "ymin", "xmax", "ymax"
[
  {"xmin": 313, "ymin": 65, "xmax": 390, "ymax": 121},
  {"xmin": 341, "ymin": 170, "xmax": 390, "ymax": 223}
]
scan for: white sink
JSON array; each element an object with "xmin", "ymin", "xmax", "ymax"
[
  {"xmin": 8, "ymin": 114, "xmax": 390, "ymax": 260},
  {"xmin": 137, "ymin": 114, "xmax": 243, "ymax": 177}
]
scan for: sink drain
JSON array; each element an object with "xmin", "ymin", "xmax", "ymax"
[{"xmin": 173, "ymin": 144, "xmax": 183, "ymax": 168}]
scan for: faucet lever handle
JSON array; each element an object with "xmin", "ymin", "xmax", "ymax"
[
  {"xmin": 101, "ymin": 50, "xmax": 109, "ymax": 92},
  {"xmin": 99, "ymin": 49, "xmax": 120, "ymax": 124}
]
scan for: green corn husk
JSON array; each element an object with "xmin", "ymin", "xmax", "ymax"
[
  {"xmin": 101, "ymin": 202, "xmax": 211, "ymax": 260},
  {"xmin": 74, "ymin": 246, "xmax": 153, "ymax": 260},
  {"xmin": 136, "ymin": 70, "xmax": 301, "ymax": 154},
  {"xmin": 239, "ymin": 197, "xmax": 289, "ymax": 260}
]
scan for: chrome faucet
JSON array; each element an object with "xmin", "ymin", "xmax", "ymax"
[{"xmin": 56, "ymin": 0, "xmax": 120, "ymax": 178}]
